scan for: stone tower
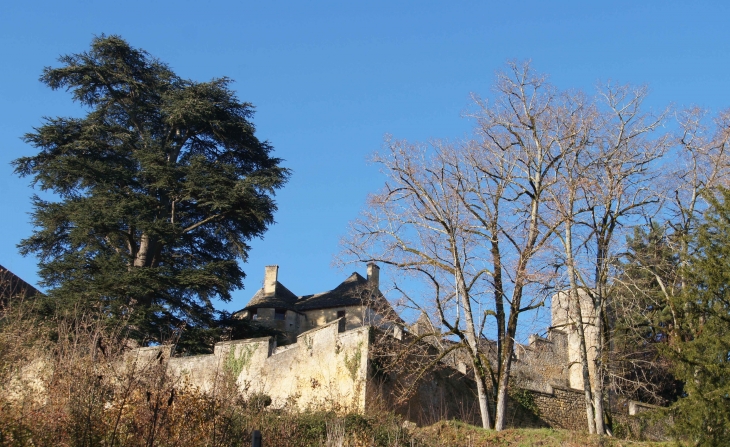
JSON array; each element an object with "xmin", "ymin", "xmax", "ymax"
[{"xmin": 551, "ymin": 289, "xmax": 599, "ymax": 390}]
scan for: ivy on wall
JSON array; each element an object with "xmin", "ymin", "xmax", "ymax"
[
  {"xmin": 344, "ymin": 342, "xmax": 363, "ymax": 382},
  {"xmin": 510, "ymin": 388, "xmax": 540, "ymax": 417},
  {"xmin": 225, "ymin": 344, "xmax": 257, "ymax": 377}
]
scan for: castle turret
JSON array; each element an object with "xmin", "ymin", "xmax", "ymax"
[{"xmin": 551, "ymin": 289, "xmax": 599, "ymax": 390}]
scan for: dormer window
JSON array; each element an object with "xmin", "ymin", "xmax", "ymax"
[
  {"xmin": 251, "ymin": 309, "xmax": 258, "ymax": 320},
  {"xmin": 275, "ymin": 309, "xmax": 286, "ymax": 320}
]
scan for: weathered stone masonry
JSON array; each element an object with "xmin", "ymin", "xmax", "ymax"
[{"xmin": 128, "ymin": 319, "xmax": 370, "ymax": 412}]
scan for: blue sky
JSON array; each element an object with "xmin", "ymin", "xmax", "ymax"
[{"xmin": 1, "ymin": 1, "xmax": 729, "ymax": 319}]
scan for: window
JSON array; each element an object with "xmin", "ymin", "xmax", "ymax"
[
  {"xmin": 251, "ymin": 309, "xmax": 258, "ymax": 320},
  {"xmin": 337, "ymin": 310, "xmax": 346, "ymax": 319},
  {"xmin": 274, "ymin": 309, "xmax": 286, "ymax": 320}
]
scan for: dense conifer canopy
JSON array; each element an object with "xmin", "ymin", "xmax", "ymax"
[
  {"xmin": 13, "ymin": 35, "xmax": 290, "ymax": 349},
  {"xmin": 668, "ymin": 188, "xmax": 730, "ymax": 445}
]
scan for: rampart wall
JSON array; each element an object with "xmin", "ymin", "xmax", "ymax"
[
  {"xmin": 126, "ymin": 320, "xmax": 667, "ymax": 439},
  {"xmin": 126, "ymin": 319, "xmax": 370, "ymax": 412}
]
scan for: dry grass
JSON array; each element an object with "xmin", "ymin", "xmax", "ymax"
[{"xmin": 412, "ymin": 421, "xmax": 679, "ymax": 447}]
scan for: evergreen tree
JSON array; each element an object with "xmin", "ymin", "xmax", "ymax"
[
  {"xmin": 669, "ymin": 188, "xmax": 730, "ymax": 445},
  {"xmin": 13, "ymin": 35, "xmax": 289, "ymax": 351},
  {"xmin": 611, "ymin": 225, "xmax": 682, "ymax": 405}
]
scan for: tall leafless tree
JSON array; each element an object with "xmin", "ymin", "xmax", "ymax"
[
  {"xmin": 572, "ymin": 84, "xmax": 668, "ymax": 434},
  {"xmin": 343, "ymin": 62, "xmax": 592, "ymax": 430},
  {"xmin": 342, "ymin": 136, "xmax": 496, "ymax": 428},
  {"xmin": 467, "ymin": 63, "xmax": 579, "ymax": 431},
  {"xmin": 546, "ymin": 92, "xmax": 599, "ymax": 433}
]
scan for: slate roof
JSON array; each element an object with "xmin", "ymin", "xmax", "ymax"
[
  {"xmin": 0, "ymin": 264, "xmax": 42, "ymax": 303},
  {"xmin": 236, "ymin": 271, "xmax": 401, "ymax": 323},
  {"xmin": 296, "ymin": 272, "xmax": 370, "ymax": 311},
  {"xmin": 242, "ymin": 281, "xmax": 299, "ymax": 311}
]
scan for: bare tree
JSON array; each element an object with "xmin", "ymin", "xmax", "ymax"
[
  {"xmin": 670, "ymin": 107, "xmax": 730, "ymax": 240},
  {"xmin": 343, "ymin": 62, "xmax": 589, "ymax": 430},
  {"xmin": 570, "ymin": 84, "xmax": 668, "ymax": 434},
  {"xmin": 468, "ymin": 63, "xmax": 578, "ymax": 431},
  {"xmin": 657, "ymin": 107, "xmax": 730, "ymax": 313},
  {"xmin": 546, "ymin": 92, "xmax": 600, "ymax": 433},
  {"xmin": 342, "ymin": 137, "xmax": 495, "ymax": 428}
]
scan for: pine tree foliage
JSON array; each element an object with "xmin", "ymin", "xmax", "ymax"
[
  {"xmin": 13, "ymin": 35, "xmax": 290, "ymax": 350},
  {"xmin": 611, "ymin": 225, "xmax": 682, "ymax": 404},
  {"xmin": 669, "ymin": 188, "xmax": 730, "ymax": 446}
]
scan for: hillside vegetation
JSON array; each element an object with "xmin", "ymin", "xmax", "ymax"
[
  {"xmin": 0, "ymin": 300, "xmax": 676, "ymax": 447},
  {"xmin": 413, "ymin": 423, "xmax": 676, "ymax": 447}
]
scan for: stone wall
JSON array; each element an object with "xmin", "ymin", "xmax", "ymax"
[
  {"xmin": 401, "ymin": 323, "xmax": 668, "ymax": 437},
  {"xmin": 300, "ymin": 305, "xmax": 368, "ymax": 332},
  {"xmin": 124, "ymin": 319, "xmax": 667, "ymax": 438},
  {"xmin": 508, "ymin": 385, "xmax": 613, "ymax": 431},
  {"xmin": 368, "ymin": 342, "xmax": 481, "ymax": 426},
  {"xmin": 511, "ymin": 330, "xmax": 571, "ymax": 393},
  {"xmin": 504, "ymin": 384, "xmax": 669, "ymax": 440},
  {"xmin": 126, "ymin": 318, "xmax": 370, "ymax": 412},
  {"xmin": 391, "ymin": 365, "xmax": 481, "ymax": 426},
  {"xmin": 238, "ymin": 305, "xmax": 380, "ymax": 343}
]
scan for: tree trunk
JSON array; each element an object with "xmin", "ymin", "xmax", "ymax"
[
  {"xmin": 455, "ymin": 261, "xmax": 492, "ymax": 430},
  {"xmin": 565, "ymin": 219, "xmax": 597, "ymax": 434},
  {"xmin": 494, "ymin": 311, "xmax": 518, "ymax": 431},
  {"xmin": 473, "ymin": 355, "xmax": 493, "ymax": 429},
  {"xmin": 495, "ymin": 191, "xmax": 541, "ymax": 431},
  {"xmin": 133, "ymin": 233, "xmax": 151, "ymax": 267},
  {"xmin": 491, "ymin": 236, "xmax": 505, "ymax": 384},
  {"xmin": 494, "ymin": 339, "xmax": 512, "ymax": 431},
  {"xmin": 575, "ymin": 297, "xmax": 597, "ymax": 434},
  {"xmin": 133, "ymin": 232, "xmax": 162, "ymax": 269},
  {"xmin": 592, "ymin": 298, "xmax": 606, "ymax": 435},
  {"xmin": 592, "ymin": 232, "xmax": 611, "ymax": 436}
]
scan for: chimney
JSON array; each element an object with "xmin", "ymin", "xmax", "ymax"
[
  {"xmin": 264, "ymin": 265, "xmax": 278, "ymax": 294},
  {"xmin": 366, "ymin": 262, "xmax": 380, "ymax": 289}
]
